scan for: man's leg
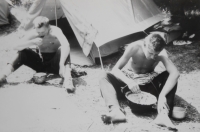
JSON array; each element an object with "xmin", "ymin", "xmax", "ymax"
[
  {"xmin": 0, "ymin": 49, "xmax": 43, "ymax": 86},
  {"xmin": 99, "ymin": 71, "xmax": 126, "ymax": 123},
  {"xmin": 0, "ymin": 51, "xmax": 24, "ymax": 83}
]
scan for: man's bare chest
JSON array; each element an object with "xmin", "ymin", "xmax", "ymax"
[
  {"xmin": 127, "ymin": 56, "xmax": 158, "ymax": 74},
  {"xmin": 132, "ymin": 56, "xmax": 155, "ymax": 68}
]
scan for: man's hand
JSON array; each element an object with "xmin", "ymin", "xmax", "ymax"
[
  {"xmin": 59, "ymin": 64, "xmax": 65, "ymax": 78},
  {"xmin": 157, "ymin": 95, "xmax": 169, "ymax": 114},
  {"xmin": 31, "ymin": 38, "xmax": 43, "ymax": 46},
  {"xmin": 128, "ymin": 82, "xmax": 141, "ymax": 93}
]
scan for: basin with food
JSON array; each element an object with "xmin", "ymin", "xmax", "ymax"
[
  {"xmin": 172, "ymin": 106, "xmax": 187, "ymax": 120},
  {"xmin": 125, "ymin": 91, "xmax": 157, "ymax": 113},
  {"xmin": 33, "ymin": 72, "xmax": 47, "ymax": 84}
]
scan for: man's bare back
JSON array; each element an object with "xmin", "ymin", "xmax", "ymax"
[{"xmin": 125, "ymin": 41, "xmax": 160, "ymax": 74}]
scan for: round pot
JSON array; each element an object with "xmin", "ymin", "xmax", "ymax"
[
  {"xmin": 33, "ymin": 73, "xmax": 47, "ymax": 84},
  {"xmin": 125, "ymin": 91, "xmax": 157, "ymax": 113},
  {"xmin": 172, "ymin": 106, "xmax": 187, "ymax": 120}
]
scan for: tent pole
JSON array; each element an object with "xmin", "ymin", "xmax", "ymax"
[
  {"xmin": 97, "ymin": 47, "xmax": 104, "ymax": 70},
  {"xmin": 54, "ymin": 0, "xmax": 58, "ymax": 27}
]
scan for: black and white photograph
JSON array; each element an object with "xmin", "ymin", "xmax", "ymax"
[{"xmin": 0, "ymin": 0, "xmax": 200, "ymax": 131}]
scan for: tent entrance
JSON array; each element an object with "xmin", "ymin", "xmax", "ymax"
[{"xmin": 49, "ymin": 17, "xmax": 93, "ymax": 66}]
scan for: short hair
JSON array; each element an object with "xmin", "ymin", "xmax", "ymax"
[
  {"xmin": 33, "ymin": 16, "xmax": 49, "ymax": 28},
  {"xmin": 144, "ymin": 33, "xmax": 166, "ymax": 52}
]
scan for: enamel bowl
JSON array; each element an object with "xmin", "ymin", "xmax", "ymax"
[{"xmin": 33, "ymin": 72, "xmax": 47, "ymax": 84}]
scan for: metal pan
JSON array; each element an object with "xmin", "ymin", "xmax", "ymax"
[{"xmin": 125, "ymin": 91, "xmax": 157, "ymax": 113}]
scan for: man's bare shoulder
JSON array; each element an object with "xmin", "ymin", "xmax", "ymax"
[
  {"xmin": 156, "ymin": 49, "xmax": 169, "ymax": 62},
  {"xmin": 156, "ymin": 54, "xmax": 173, "ymax": 66},
  {"xmin": 126, "ymin": 40, "xmax": 143, "ymax": 54}
]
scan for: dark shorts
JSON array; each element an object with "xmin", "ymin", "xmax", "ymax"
[{"xmin": 12, "ymin": 48, "xmax": 70, "ymax": 74}]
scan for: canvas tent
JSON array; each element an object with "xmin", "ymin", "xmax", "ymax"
[
  {"xmin": 0, "ymin": 0, "xmax": 9, "ymax": 26},
  {"xmin": 21, "ymin": 0, "xmax": 169, "ymax": 65}
]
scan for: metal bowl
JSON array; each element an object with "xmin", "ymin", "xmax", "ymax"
[
  {"xmin": 172, "ymin": 106, "xmax": 187, "ymax": 120},
  {"xmin": 125, "ymin": 91, "xmax": 157, "ymax": 113},
  {"xmin": 33, "ymin": 73, "xmax": 47, "ymax": 84}
]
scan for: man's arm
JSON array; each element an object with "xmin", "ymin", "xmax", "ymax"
[
  {"xmin": 111, "ymin": 45, "xmax": 137, "ymax": 86},
  {"xmin": 51, "ymin": 26, "xmax": 70, "ymax": 77},
  {"xmin": 159, "ymin": 56, "xmax": 180, "ymax": 96},
  {"xmin": 13, "ymin": 30, "xmax": 40, "ymax": 51},
  {"xmin": 51, "ymin": 27, "xmax": 70, "ymax": 66},
  {"xmin": 157, "ymin": 56, "xmax": 180, "ymax": 113}
]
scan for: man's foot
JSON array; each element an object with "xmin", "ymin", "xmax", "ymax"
[
  {"xmin": 66, "ymin": 87, "xmax": 76, "ymax": 93},
  {"xmin": 101, "ymin": 107, "xmax": 126, "ymax": 124},
  {"xmin": 63, "ymin": 78, "xmax": 75, "ymax": 93},
  {"xmin": 153, "ymin": 112, "xmax": 177, "ymax": 131},
  {"xmin": 0, "ymin": 74, "xmax": 7, "ymax": 87}
]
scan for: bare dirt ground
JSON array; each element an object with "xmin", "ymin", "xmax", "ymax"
[{"xmin": 0, "ymin": 7, "xmax": 200, "ymax": 132}]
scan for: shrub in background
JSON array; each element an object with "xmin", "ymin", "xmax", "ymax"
[
  {"xmin": 154, "ymin": 0, "xmax": 200, "ymax": 18},
  {"xmin": 10, "ymin": 0, "xmax": 33, "ymax": 10}
]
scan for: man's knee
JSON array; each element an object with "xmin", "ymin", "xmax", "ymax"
[
  {"xmin": 161, "ymin": 71, "xmax": 169, "ymax": 78},
  {"xmin": 9, "ymin": 51, "xmax": 26, "ymax": 71},
  {"xmin": 57, "ymin": 47, "xmax": 61, "ymax": 55}
]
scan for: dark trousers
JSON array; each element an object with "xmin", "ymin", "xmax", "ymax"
[
  {"xmin": 10, "ymin": 48, "xmax": 70, "ymax": 75},
  {"xmin": 99, "ymin": 71, "xmax": 177, "ymax": 116}
]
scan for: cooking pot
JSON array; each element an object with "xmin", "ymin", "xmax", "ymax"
[{"xmin": 125, "ymin": 91, "xmax": 157, "ymax": 113}]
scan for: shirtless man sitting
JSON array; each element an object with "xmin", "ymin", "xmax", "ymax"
[
  {"xmin": 0, "ymin": 16, "xmax": 75, "ymax": 92},
  {"xmin": 99, "ymin": 33, "xmax": 179, "ymax": 130}
]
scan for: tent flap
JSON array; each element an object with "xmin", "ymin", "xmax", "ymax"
[
  {"xmin": 0, "ymin": 0, "xmax": 9, "ymax": 26},
  {"xmin": 59, "ymin": 0, "xmax": 99, "ymax": 56}
]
